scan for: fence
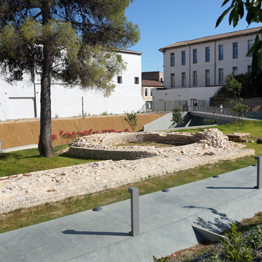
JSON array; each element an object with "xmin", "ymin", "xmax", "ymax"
[
  {"xmin": 152, "ymin": 100, "xmax": 188, "ymax": 112},
  {"xmin": 188, "ymin": 105, "xmax": 235, "ymax": 116},
  {"xmin": 151, "ymin": 100, "xmax": 261, "ymax": 119}
]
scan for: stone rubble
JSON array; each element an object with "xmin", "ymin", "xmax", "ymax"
[{"xmin": 0, "ymin": 128, "xmax": 255, "ymax": 214}]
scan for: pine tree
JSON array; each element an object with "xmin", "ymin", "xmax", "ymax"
[{"xmin": 0, "ymin": 0, "xmax": 140, "ymax": 157}]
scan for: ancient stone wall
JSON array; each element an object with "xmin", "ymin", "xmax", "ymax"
[{"xmin": 67, "ymin": 132, "xmax": 201, "ymax": 160}]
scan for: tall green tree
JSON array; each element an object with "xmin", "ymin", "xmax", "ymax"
[
  {"xmin": 0, "ymin": 0, "xmax": 140, "ymax": 158},
  {"xmin": 171, "ymin": 105, "xmax": 184, "ymax": 126},
  {"xmin": 216, "ymin": 0, "xmax": 262, "ymax": 54},
  {"xmin": 251, "ymin": 34, "xmax": 262, "ymax": 95},
  {"xmin": 225, "ymin": 73, "xmax": 242, "ymax": 131}
]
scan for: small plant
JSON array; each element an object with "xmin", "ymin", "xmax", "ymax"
[
  {"xmin": 171, "ymin": 105, "xmax": 184, "ymax": 125},
  {"xmin": 153, "ymin": 255, "xmax": 170, "ymax": 262},
  {"xmin": 55, "ymin": 114, "xmax": 59, "ymax": 118},
  {"xmin": 220, "ymin": 222, "xmax": 253, "ymax": 262},
  {"xmin": 249, "ymin": 115, "xmax": 254, "ymax": 118},
  {"xmin": 51, "ymin": 134, "xmax": 57, "ymax": 140},
  {"xmin": 247, "ymin": 224, "xmax": 262, "ymax": 248},
  {"xmin": 125, "ymin": 111, "xmax": 138, "ymax": 132},
  {"xmin": 202, "ymin": 118, "xmax": 218, "ymax": 125},
  {"xmin": 101, "ymin": 111, "xmax": 108, "ymax": 115}
]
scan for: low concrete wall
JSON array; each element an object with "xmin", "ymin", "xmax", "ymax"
[
  {"xmin": 68, "ymin": 147, "xmax": 158, "ymax": 160},
  {"xmin": 0, "ymin": 113, "xmax": 166, "ymax": 149}
]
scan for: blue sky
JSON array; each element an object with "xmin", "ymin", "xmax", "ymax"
[{"xmin": 125, "ymin": 0, "xmax": 262, "ymax": 72}]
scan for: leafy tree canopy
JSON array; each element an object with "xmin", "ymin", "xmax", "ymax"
[
  {"xmin": 0, "ymin": 0, "xmax": 140, "ymax": 157},
  {"xmin": 216, "ymin": 0, "xmax": 262, "ymax": 54},
  {"xmin": 172, "ymin": 105, "xmax": 184, "ymax": 125},
  {"xmin": 125, "ymin": 111, "xmax": 137, "ymax": 132}
]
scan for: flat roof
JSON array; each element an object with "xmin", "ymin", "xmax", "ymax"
[{"xmin": 118, "ymin": 49, "xmax": 143, "ymax": 55}]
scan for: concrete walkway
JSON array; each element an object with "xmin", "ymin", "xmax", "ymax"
[{"xmin": 0, "ymin": 165, "xmax": 262, "ymax": 262}]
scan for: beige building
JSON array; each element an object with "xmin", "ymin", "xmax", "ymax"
[
  {"xmin": 159, "ymin": 27, "xmax": 262, "ymax": 89},
  {"xmin": 142, "ymin": 71, "xmax": 164, "ymax": 110}
]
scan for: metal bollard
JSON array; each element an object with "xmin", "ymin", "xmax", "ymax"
[
  {"xmin": 128, "ymin": 187, "xmax": 139, "ymax": 236},
  {"xmin": 255, "ymin": 156, "xmax": 261, "ymax": 189}
]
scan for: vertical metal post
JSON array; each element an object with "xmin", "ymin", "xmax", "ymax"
[
  {"xmin": 255, "ymin": 156, "xmax": 261, "ymax": 189},
  {"xmin": 82, "ymin": 96, "xmax": 84, "ymax": 117},
  {"xmin": 128, "ymin": 187, "xmax": 139, "ymax": 236}
]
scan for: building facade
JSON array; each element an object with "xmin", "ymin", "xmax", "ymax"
[
  {"xmin": 141, "ymin": 71, "xmax": 164, "ymax": 110},
  {"xmin": 152, "ymin": 27, "xmax": 262, "ymax": 108},
  {"xmin": 159, "ymin": 27, "xmax": 262, "ymax": 89},
  {"xmin": 0, "ymin": 50, "xmax": 145, "ymax": 121}
]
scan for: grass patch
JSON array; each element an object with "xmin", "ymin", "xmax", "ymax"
[{"xmin": 0, "ymin": 145, "xmax": 99, "ymax": 177}]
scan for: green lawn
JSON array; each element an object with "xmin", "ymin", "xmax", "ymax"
[
  {"xmin": 0, "ymin": 145, "xmax": 99, "ymax": 177},
  {"xmin": 0, "ymin": 120, "xmax": 261, "ymax": 234}
]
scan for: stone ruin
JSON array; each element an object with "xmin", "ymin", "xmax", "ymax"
[{"xmin": 66, "ymin": 128, "xmax": 247, "ymax": 160}]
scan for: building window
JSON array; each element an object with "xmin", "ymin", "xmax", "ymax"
[
  {"xmin": 233, "ymin": 42, "xmax": 238, "ymax": 58},
  {"xmin": 193, "ymin": 49, "xmax": 197, "ymax": 64},
  {"xmin": 182, "ymin": 72, "xmax": 186, "ymax": 87},
  {"xmin": 193, "ymin": 71, "xmax": 197, "ymax": 86},
  {"xmin": 146, "ymin": 101, "xmax": 152, "ymax": 110},
  {"xmin": 219, "ymin": 45, "xmax": 223, "ymax": 60},
  {"xmin": 205, "ymin": 47, "xmax": 210, "ymax": 62},
  {"xmin": 248, "ymin": 65, "xmax": 252, "ymax": 72},
  {"xmin": 144, "ymin": 88, "xmax": 148, "ymax": 96},
  {"xmin": 218, "ymin": 68, "xmax": 224, "ymax": 84},
  {"xmin": 182, "ymin": 51, "xmax": 186, "ymax": 65},
  {"xmin": 205, "ymin": 70, "xmax": 210, "ymax": 85},
  {"xmin": 233, "ymin": 66, "xmax": 238, "ymax": 75},
  {"xmin": 171, "ymin": 73, "xmax": 175, "ymax": 87},
  {"xmin": 248, "ymin": 40, "xmax": 254, "ymax": 56},
  {"xmin": 150, "ymin": 88, "xmax": 153, "ymax": 96},
  {"xmin": 134, "ymin": 77, "xmax": 139, "ymax": 84},
  {"xmin": 117, "ymin": 76, "xmax": 122, "ymax": 84},
  {"xmin": 170, "ymin": 53, "xmax": 175, "ymax": 66}
]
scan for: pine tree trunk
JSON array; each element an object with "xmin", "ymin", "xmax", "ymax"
[{"xmin": 38, "ymin": 4, "xmax": 54, "ymax": 158}]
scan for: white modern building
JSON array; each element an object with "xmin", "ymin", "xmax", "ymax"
[
  {"xmin": 0, "ymin": 50, "xmax": 145, "ymax": 121},
  {"xmin": 153, "ymin": 27, "xmax": 262, "ymax": 107}
]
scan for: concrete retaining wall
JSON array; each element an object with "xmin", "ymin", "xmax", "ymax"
[{"xmin": 0, "ymin": 113, "xmax": 166, "ymax": 149}]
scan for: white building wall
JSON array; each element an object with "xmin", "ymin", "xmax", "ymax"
[
  {"xmin": 0, "ymin": 51, "xmax": 145, "ymax": 121},
  {"xmin": 152, "ymin": 86, "xmax": 222, "ymax": 107},
  {"xmin": 162, "ymin": 32, "xmax": 259, "ymax": 89}
]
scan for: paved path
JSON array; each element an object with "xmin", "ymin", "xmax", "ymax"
[{"xmin": 0, "ymin": 165, "xmax": 261, "ymax": 262}]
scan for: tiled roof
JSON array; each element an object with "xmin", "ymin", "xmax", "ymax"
[
  {"xmin": 159, "ymin": 26, "xmax": 262, "ymax": 52},
  {"xmin": 142, "ymin": 80, "xmax": 164, "ymax": 87}
]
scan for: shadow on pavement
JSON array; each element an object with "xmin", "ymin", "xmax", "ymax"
[{"xmin": 62, "ymin": 230, "xmax": 130, "ymax": 236}]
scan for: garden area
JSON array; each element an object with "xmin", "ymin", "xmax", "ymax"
[{"xmin": 0, "ymin": 120, "xmax": 262, "ymax": 261}]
